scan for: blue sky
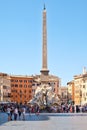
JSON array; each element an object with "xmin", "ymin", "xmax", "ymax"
[{"xmin": 0, "ymin": 0, "xmax": 87, "ymax": 86}]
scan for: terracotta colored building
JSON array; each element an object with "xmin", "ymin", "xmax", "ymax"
[{"xmin": 10, "ymin": 75, "xmax": 33, "ymax": 104}]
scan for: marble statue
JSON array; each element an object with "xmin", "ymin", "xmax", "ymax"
[{"xmin": 29, "ymin": 83, "xmax": 60, "ymax": 109}]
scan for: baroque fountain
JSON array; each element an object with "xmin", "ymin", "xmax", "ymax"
[{"xmin": 29, "ymin": 81, "xmax": 60, "ymax": 112}]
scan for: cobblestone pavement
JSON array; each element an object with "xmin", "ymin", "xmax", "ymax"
[{"xmin": 0, "ymin": 113, "xmax": 87, "ymax": 130}]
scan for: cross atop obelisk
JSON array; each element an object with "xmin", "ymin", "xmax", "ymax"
[{"xmin": 40, "ymin": 5, "xmax": 49, "ymax": 82}]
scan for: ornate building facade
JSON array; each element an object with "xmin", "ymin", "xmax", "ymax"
[
  {"xmin": 0, "ymin": 73, "xmax": 11, "ymax": 102},
  {"xmin": 10, "ymin": 75, "xmax": 33, "ymax": 104},
  {"xmin": 67, "ymin": 67, "xmax": 87, "ymax": 105}
]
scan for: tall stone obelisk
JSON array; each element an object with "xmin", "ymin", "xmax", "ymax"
[{"xmin": 40, "ymin": 5, "xmax": 49, "ymax": 82}]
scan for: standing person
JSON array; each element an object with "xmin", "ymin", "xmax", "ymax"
[
  {"xmin": 76, "ymin": 105, "xmax": 80, "ymax": 113},
  {"xmin": 22, "ymin": 107, "xmax": 26, "ymax": 120},
  {"xmin": 14, "ymin": 107, "xmax": 18, "ymax": 120},
  {"xmin": 18, "ymin": 107, "xmax": 22, "ymax": 120},
  {"xmin": 28, "ymin": 105, "xmax": 32, "ymax": 116},
  {"xmin": 10, "ymin": 107, "xmax": 14, "ymax": 120},
  {"xmin": 35, "ymin": 105, "xmax": 39, "ymax": 116},
  {"xmin": 7, "ymin": 106, "xmax": 11, "ymax": 121}
]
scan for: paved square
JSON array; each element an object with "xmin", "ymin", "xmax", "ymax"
[{"xmin": 0, "ymin": 113, "xmax": 87, "ymax": 130}]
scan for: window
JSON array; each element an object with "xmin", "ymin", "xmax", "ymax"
[
  {"xmin": 3, "ymin": 86, "xmax": 7, "ymax": 89},
  {"xmin": 20, "ymin": 90, "xmax": 22, "ymax": 93},
  {"xmin": 29, "ymin": 90, "xmax": 31, "ymax": 93},
  {"xmin": 83, "ymin": 85, "xmax": 85, "ymax": 88},
  {"xmin": 19, "ymin": 80, "xmax": 22, "ymax": 82},
  {"xmin": 29, "ymin": 95, "xmax": 31, "ymax": 98},
  {"xmin": 15, "ymin": 80, "xmax": 18, "ymax": 82},
  {"xmin": 24, "ymin": 85, "xmax": 27, "ymax": 88},
  {"xmin": 28, "ymin": 85, "xmax": 32, "ymax": 88},
  {"xmin": 11, "ymin": 90, "xmax": 14, "ymax": 92},
  {"xmin": 11, "ymin": 84, "xmax": 14, "ymax": 87},
  {"xmin": 19, "ymin": 84, "xmax": 22, "ymax": 87},
  {"xmin": 24, "ymin": 80, "xmax": 27, "ymax": 83},
  {"xmin": 15, "ymin": 84, "xmax": 18, "ymax": 87},
  {"xmin": 84, "ymin": 98, "xmax": 86, "ymax": 101},
  {"xmin": 28, "ymin": 80, "xmax": 32, "ymax": 83},
  {"xmin": 32, "ymin": 84, "xmax": 35, "ymax": 86},
  {"xmin": 15, "ymin": 90, "xmax": 17, "ymax": 93},
  {"xmin": 11, "ymin": 79, "xmax": 14, "ymax": 82},
  {"xmin": 83, "ymin": 80, "xmax": 85, "ymax": 83}
]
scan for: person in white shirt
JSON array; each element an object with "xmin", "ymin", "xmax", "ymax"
[
  {"xmin": 22, "ymin": 107, "xmax": 26, "ymax": 120},
  {"xmin": 7, "ymin": 107, "xmax": 11, "ymax": 121},
  {"xmin": 14, "ymin": 107, "xmax": 18, "ymax": 120}
]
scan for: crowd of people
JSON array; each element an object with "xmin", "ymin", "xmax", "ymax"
[
  {"xmin": 0, "ymin": 103, "xmax": 39, "ymax": 121},
  {"xmin": 48, "ymin": 103, "xmax": 87, "ymax": 113},
  {"xmin": 0, "ymin": 102, "xmax": 87, "ymax": 121},
  {"xmin": 7, "ymin": 105, "xmax": 26, "ymax": 121}
]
